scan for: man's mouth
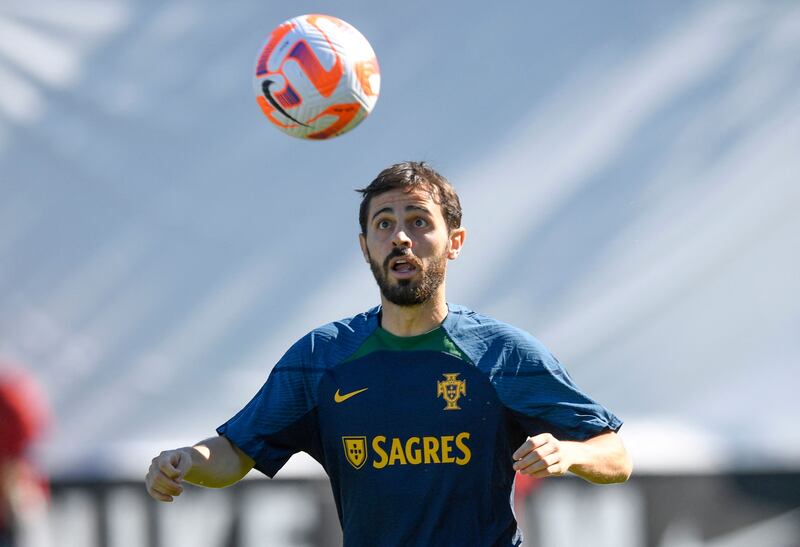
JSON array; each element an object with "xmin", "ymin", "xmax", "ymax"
[{"xmin": 388, "ymin": 256, "xmax": 419, "ymax": 276}]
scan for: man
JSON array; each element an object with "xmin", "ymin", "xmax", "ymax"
[{"xmin": 146, "ymin": 162, "xmax": 632, "ymax": 546}]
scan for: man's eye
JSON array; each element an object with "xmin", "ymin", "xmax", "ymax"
[
  {"xmin": 413, "ymin": 218, "xmax": 427, "ymax": 228},
  {"xmin": 377, "ymin": 219, "xmax": 391, "ymax": 229}
]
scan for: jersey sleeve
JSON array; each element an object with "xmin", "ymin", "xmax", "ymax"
[
  {"xmin": 443, "ymin": 307, "xmax": 622, "ymax": 442},
  {"xmin": 216, "ymin": 335, "xmax": 322, "ymax": 478},
  {"xmin": 215, "ymin": 310, "xmax": 379, "ymax": 478},
  {"xmin": 495, "ymin": 336, "xmax": 622, "ymax": 441}
]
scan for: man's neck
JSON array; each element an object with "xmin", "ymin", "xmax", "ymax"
[{"xmin": 379, "ymin": 293, "xmax": 448, "ymax": 337}]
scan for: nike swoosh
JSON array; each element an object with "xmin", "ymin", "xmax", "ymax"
[
  {"xmin": 261, "ymin": 79, "xmax": 310, "ymax": 127},
  {"xmin": 334, "ymin": 387, "xmax": 368, "ymax": 403}
]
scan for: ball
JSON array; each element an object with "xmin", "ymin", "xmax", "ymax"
[{"xmin": 254, "ymin": 14, "xmax": 380, "ymax": 140}]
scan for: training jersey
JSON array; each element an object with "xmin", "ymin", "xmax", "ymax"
[{"xmin": 217, "ymin": 304, "xmax": 622, "ymax": 546}]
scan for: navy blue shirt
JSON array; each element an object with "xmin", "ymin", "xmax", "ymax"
[{"xmin": 217, "ymin": 304, "xmax": 622, "ymax": 546}]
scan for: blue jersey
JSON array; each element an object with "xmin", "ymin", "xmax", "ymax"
[{"xmin": 217, "ymin": 304, "xmax": 622, "ymax": 546}]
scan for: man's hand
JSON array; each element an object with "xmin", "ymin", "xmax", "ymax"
[
  {"xmin": 512, "ymin": 433, "xmax": 571, "ymax": 478},
  {"xmin": 512, "ymin": 430, "xmax": 632, "ymax": 483},
  {"xmin": 144, "ymin": 437, "xmax": 255, "ymax": 499},
  {"xmin": 145, "ymin": 449, "xmax": 193, "ymax": 502}
]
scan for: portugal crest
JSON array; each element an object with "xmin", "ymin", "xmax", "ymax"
[
  {"xmin": 342, "ymin": 436, "xmax": 368, "ymax": 469},
  {"xmin": 437, "ymin": 373, "xmax": 466, "ymax": 411}
]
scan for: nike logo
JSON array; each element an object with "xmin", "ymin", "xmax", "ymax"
[
  {"xmin": 334, "ymin": 387, "xmax": 368, "ymax": 403},
  {"xmin": 261, "ymin": 80, "xmax": 309, "ymax": 127}
]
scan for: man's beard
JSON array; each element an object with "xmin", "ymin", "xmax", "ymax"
[{"xmin": 368, "ymin": 247, "xmax": 447, "ymax": 306}]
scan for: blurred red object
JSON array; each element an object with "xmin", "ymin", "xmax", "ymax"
[
  {"xmin": 514, "ymin": 473, "xmax": 541, "ymax": 533},
  {"xmin": 0, "ymin": 366, "xmax": 50, "ymax": 461},
  {"xmin": 0, "ymin": 362, "xmax": 51, "ymax": 541},
  {"xmin": 514, "ymin": 472, "xmax": 541, "ymax": 498}
]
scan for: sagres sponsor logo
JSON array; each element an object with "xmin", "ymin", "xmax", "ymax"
[
  {"xmin": 342, "ymin": 436, "xmax": 368, "ymax": 469},
  {"xmin": 342, "ymin": 433, "xmax": 471, "ymax": 469},
  {"xmin": 437, "ymin": 373, "xmax": 466, "ymax": 410}
]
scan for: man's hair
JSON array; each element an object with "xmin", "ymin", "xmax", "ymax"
[{"xmin": 356, "ymin": 161, "xmax": 462, "ymax": 235}]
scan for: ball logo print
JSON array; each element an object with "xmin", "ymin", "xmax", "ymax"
[{"xmin": 254, "ymin": 14, "xmax": 380, "ymax": 139}]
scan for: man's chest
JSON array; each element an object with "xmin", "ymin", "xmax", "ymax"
[{"xmin": 314, "ymin": 350, "xmax": 505, "ymax": 472}]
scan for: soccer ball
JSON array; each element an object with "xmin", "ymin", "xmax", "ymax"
[{"xmin": 254, "ymin": 14, "xmax": 380, "ymax": 139}]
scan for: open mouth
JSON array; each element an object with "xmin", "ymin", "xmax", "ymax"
[{"xmin": 389, "ymin": 257, "xmax": 418, "ymax": 276}]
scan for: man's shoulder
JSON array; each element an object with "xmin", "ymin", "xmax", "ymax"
[
  {"xmin": 445, "ymin": 304, "xmax": 541, "ymax": 343},
  {"xmin": 308, "ymin": 306, "xmax": 381, "ymax": 343},
  {"xmin": 444, "ymin": 304, "xmax": 553, "ymax": 365},
  {"xmin": 279, "ymin": 307, "xmax": 380, "ymax": 367}
]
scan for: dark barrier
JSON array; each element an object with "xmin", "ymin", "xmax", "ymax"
[{"xmin": 25, "ymin": 472, "xmax": 800, "ymax": 547}]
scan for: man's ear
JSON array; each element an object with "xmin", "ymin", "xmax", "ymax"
[
  {"xmin": 359, "ymin": 233, "xmax": 370, "ymax": 263},
  {"xmin": 447, "ymin": 227, "xmax": 466, "ymax": 260}
]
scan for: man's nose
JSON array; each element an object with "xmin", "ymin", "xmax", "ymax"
[{"xmin": 392, "ymin": 228, "xmax": 412, "ymax": 247}]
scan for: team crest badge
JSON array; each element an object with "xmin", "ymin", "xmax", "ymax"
[
  {"xmin": 342, "ymin": 436, "xmax": 368, "ymax": 469},
  {"xmin": 437, "ymin": 373, "xmax": 466, "ymax": 411}
]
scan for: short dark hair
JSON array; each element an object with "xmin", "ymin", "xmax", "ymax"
[{"xmin": 356, "ymin": 161, "xmax": 462, "ymax": 235}]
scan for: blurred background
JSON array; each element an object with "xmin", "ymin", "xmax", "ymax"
[{"xmin": 1, "ymin": 0, "xmax": 799, "ymax": 545}]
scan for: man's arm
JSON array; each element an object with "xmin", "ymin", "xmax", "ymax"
[
  {"xmin": 145, "ymin": 435, "xmax": 255, "ymax": 502},
  {"xmin": 512, "ymin": 430, "xmax": 632, "ymax": 484}
]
